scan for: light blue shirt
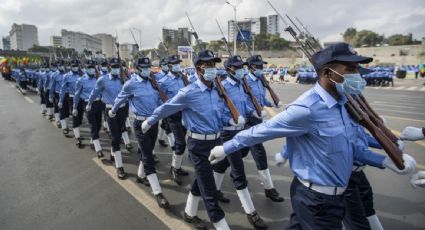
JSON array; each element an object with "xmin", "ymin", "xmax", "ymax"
[
  {"xmin": 37, "ymin": 71, "xmax": 47, "ymax": 91},
  {"xmin": 221, "ymin": 76, "xmax": 253, "ymax": 125},
  {"xmin": 159, "ymin": 72, "xmax": 186, "ymax": 99},
  {"xmin": 73, "ymin": 74, "xmax": 97, "ymax": 108},
  {"xmin": 224, "ymin": 83, "xmax": 386, "ymax": 187},
  {"xmin": 148, "ymin": 79, "xmax": 226, "ymax": 134},
  {"xmin": 88, "ymin": 73, "xmax": 123, "ymax": 106},
  {"xmin": 59, "ymin": 72, "xmax": 80, "ymax": 103},
  {"xmin": 246, "ymin": 73, "xmax": 274, "ymax": 107},
  {"xmin": 49, "ymin": 72, "xmax": 65, "ymax": 98},
  {"xmin": 112, "ymin": 74, "xmax": 162, "ymax": 116},
  {"xmin": 155, "ymin": 70, "xmax": 168, "ymax": 81}
]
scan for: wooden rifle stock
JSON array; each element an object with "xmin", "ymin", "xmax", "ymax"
[
  {"xmin": 354, "ymin": 95, "xmax": 399, "ymax": 143},
  {"xmin": 260, "ymin": 76, "xmax": 280, "ymax": 106},
  {"xmin": 242, "ymin": 77, "xmax": 262, "ymax": 117},
  {"xmin": 345, "ymin": 94, "xmax": 404, "ymax": 170},
  {"xmin": 149, "ymin": 73, "xmax": 168, "ymax": 102},
  {"xmin": 215, "ymin": 77, "xmax": 240, "ymax": 123},
  {"xmin": 179, "ymin": 72, "xmax": 189, "ymax": 86}
]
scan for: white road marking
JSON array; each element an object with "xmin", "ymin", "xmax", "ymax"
[
  {"xmin": 394, "ymin": 86, "xmax": 405, "ymax": 90},
  {"xmin": 406, "ymin": 86, "xmax": 417, "ymax": 91},
  {"xmin": 93, "ymin": 158, "xmax": 191, "ymax": 230},
  {"xmin": 24, "ymin": 96, "xmax": 34, "ymax": 103},
  {"xmin": 420, "ymin": 87, "xmax": 425, "ymax": 91}
]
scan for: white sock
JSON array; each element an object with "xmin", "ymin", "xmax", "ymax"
[
  {"xmin": 60, "ymin": 119, "xmax": 67, "ymax": 130},
  {"xmin": 158, "ymin": 127, "xmax": 166, "ymax": 141},
  {"xmin": 184, "ymin": 192, "xmax": 201, "ymax": 217},
  {"xmin": 237, "ymin": 188, "xmax": 256, "ymax": 214},
  {"xmin": 73, "ymin": 127, "xmax": 80, "ymax": 139},
  {"xmin": 122, "ymin": 131, "xmax": 130, "ymax": 145},
  {"xmin": 171, "ymin": 153, "xmax": 183, "ymax": 169},
  {"xmin": 93, "ymin": 139, "xmax": 102, "ymax": 152},
  {"xmin": 110, "ymin": 148, "xmax": 115, "ymax": 156},
  {"xmin": 367, "ymin": 215, "xmax": 384, "ymax": 230},
  {"xmin": 147, "ymin": 173, "xmax": 162, "ymax": 195},
  {"xmin": 125, "ymin": 117, "xmax": 131, "ymax": 128},
  {"xmin": 41, "ymin": 104, "xmax": 46, "ymax": 111},
  {"xmin": 54, "ymin": 113, "xmax": 60, "ymax": 122},
  {"xmin": 213, "ymin": 218, "xmax": 230, "ymax": 230},
  {"xmin": 114, "ymin": 151, "xmax": 123, "ymax": 168},
  {"xmin": 167, "ymin": 133, "xmax": 175, "ymax": 147},
  {"xmin": 213, "ymin": 172, "xmax": 225, "ymax": 191},
  {"xmin": 258, "ymin": 169, "xmax": 274, "ymax": 190},
  {"xmin": 137, "ymin": 161, "xmax": 145, "ymax": 178},
  {"xmin": 47, "ymin": 108, "xmax": 53, "ymax": 115}
]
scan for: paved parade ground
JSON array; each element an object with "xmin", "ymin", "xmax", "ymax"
[{"xmin": 0, "ymin": 77, "xmax": 424, "ymax": 230}]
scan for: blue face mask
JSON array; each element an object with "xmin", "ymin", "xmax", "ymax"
[
  {"xmin": 172, "ymin": 64, "xmax": 180, "ymax": 72},
  {"xmin": 140, "ymin": 68, "xmax": 150, "ymax": 77},
  {"xmin": 111, "ymin": 68, "xmax": 120, "ymax": 76},
  {"xmin": 87, "ymin": 68, "xmax": 96, "ymax": 76},
  {"xmin": 329, "ymin": 69, "xmax": 366, "ymax": 95},
  {"xmin": 253, "ymin": 68, "xmax": 263, "ymax": 77},
  {"xmin": 100, "ymin": 67, "xmax": 108, "ymax": 72},
  {"xmin": 71, "ymin": 66, "xmax": 79, "ymax": 72},
  {"xmin": 58, "ymin": 66, "xmax": 65, "ymax": 71},
  {"xmin": 231, "ymin": 68, "xmax": 245, "ymax": 80},
  {"xmin": 202, "ymin": 68, "xmax": 218, "ymax": 81},
  {"xmin": 161, "ymin": 65, "xmax": 169, "ymax": 72}
]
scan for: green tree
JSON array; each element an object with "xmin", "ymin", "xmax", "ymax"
[
  {"xmin": 353, "ymin": 30, "xmax": 384, "ymax": 47},
  {"xmin": 385, "ymin": 33, "xmax": 413, "ymax": 46},
  {"xmin": 342, "ymin": 27, "xmax": 357, "ymax": 45}
]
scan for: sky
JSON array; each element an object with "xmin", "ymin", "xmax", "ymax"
[{"xmin": 1, "ymin": 0, "xmax": 424, "ymax": 49}]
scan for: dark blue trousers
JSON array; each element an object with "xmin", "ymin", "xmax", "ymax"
[
  {"xmin": 343, "ymin": 170, "xmax": 374, "ymax": 230},
  {"xmin": 106, "ymin": 107, "xmax": 126, "ymax": 152},
  {"xmin": 244, "ymin": 116, "xmax": 268, "ymax": 170},
  {"xmin": 44, "ymin": 90, "xmax": 53, "ymax": 108},
  {"xmin": 213, "ymin": 130, "xmax": 249, "ymax": 190},
  {"xmin": 134, "ymin": 119, "xmax": 158, "ymax": 176},
  {"xmin": 167, "ymin": 112, "xmax": 186, "ymax": 155},
  {"xmin": 39, "ymin": 89, "xmax": 46, "ymax": 104},
  {"xmin": 73, "ymin": 99, "xmax": 86, "ymax": 128},
  {"xmin": 87, "ymin": 101, "xmax": 104, "ymax": 140},
  {"xmin": 59, "ymin": 93, "xmax": 73, "ymax": 120},
  {"xmin": 188, "ymin": 137, "xmax": 225, "ymax": 223},
  {"xmin": 287, "ymin": 177, "xmax": 345, "ymax": 230}
]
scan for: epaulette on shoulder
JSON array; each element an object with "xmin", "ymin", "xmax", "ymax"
[{"xmin": 290, "ymin": 89, "xmax": 320, "ymax": 108}]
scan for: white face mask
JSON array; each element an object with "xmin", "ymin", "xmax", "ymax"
[
  {"xmin": 71, "ymin": 67, "xmax": 79, "ymax": 72},
  {"xmin": 111, "ymin": 68, "xmax": 120, "ymax": 76},
  {"xmin": 87, "ymin": 68, "xmax": 96, "ymax": 75}
]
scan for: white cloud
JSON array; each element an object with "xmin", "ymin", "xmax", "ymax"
[{"xmin": 0, "ymin": 0, "xmax": 424, "ymax": 48}]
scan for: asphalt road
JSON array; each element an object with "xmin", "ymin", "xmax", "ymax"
[{"xmin": 0, "ymin": 76, "xmax": 424, "ymax": 230}]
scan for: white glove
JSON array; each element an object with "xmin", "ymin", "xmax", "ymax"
[
  {"xmin": 108, "ymin": 110, "xmax": 116, "ymax": 118},
  {"xmin": 72, "ymin": 109, "xmax": 78, "ymax": 117},
  {"xmin": 208, "ymin": 146, "xmax": 226, "ymax": 164},
  {"xmin": 400, "ymin": 126, "xmax": 425, "ymax": 141},
  {"xmin": 58, "ymin": 102, "xmax": 63, "ymax": 109},
  {"xmin": 141, "ymin": 120, "xmax": 151, "ymax": 134},
  {"xmin": 410, "ymin": 171, "xmax": 425, "ymax": 188},
  {"xmin": 252, "ymin": 110, "xmax": 268, "ymax": 119},
  {"xmin": 397, "ymin": 140, "xmax": 405, "ymax": 151},
  {"xmin": 275, "ymin": 152, "xmax": 287, "ymax": 167},
  {"xmin": 379, "ymin": 115, "xmax": 388, "ymax": 126},
  {"xmin": 36, "ymin": 88, "xmax": 40, "ymax": 95},
  {"xmin": 275, "ymin": 101, "xmax": 283, "ymax": 109},
  {"xmin": 49, "ymin": 97, "xmax": 53, "ymax": 103},
  {"xmin": 383, "ymin": 154, "xmax": 416, "ymax": 175},
  {"xmin": 85, "ymin": 104, "xmax": 91, "ymax": 112},
  {"xmin": 229, "ymin": 115, "xmax": 246, "ymax": 127}
]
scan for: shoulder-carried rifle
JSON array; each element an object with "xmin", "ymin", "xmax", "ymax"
[
  {"xmin": 216, "ymin": 19, "xmax": 262, "ymax": 117},
  {"xmin": 185, "ymin": 12, "xmax": 240, "ymax": 124},
  {"xmin": 266, "ymin": 0, "xmax": 404, "ymax": 169}
]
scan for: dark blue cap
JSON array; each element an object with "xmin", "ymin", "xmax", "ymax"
[
  {"xmin": 159, "ymin": 57, "xmax": 168, "ymax": 66},
  {"xmin": 246, "ymin": 55, "xmax": 267, "ymax": 65},
  {"xmin": 312, "ymin": 42, "xmax": 373, "ymax": 70},
  {"xmin": 85, "ymin": 60, "xmax": 97, "ymax": 67},
  {"xmin": 193, "ymin": 50, "xmax": 221, "ymax": 66},
  {"xmin": 70, "ymin": 59, "xmax": 80, "ymax": 66},
  {"xmin": 109, "ymin": 58, "xmax": 120, "ymax": 66},
  {"xmin": 167, "ymin": 55, "xmax": 182, "ymax": 64},
  {"xmin": 135, "ymin": 57, "xmax": 152, "ymax": 68},
  {"xmin": 224, "ymin": 55, "xmax": 247, "ymax": 68}
]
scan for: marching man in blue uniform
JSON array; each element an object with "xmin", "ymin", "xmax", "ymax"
[
  {"xmin": 208, "ymin": 43, "xmax": 417, "ymax": 230},
  {"xmin": 142, "ymin": 50, "xmax": 241, "ymax": 229},
  {"xmin": 110, "ymin": 57, "xmax": 170, "ymax": 208},
  {"xmin": 156, "ymin": 57, "xmax": 174, "ymax": 149},
  {"xmin": 49, "ymin": 60, "xmax": 67, "ymax": 128},
  {"xmin": 87, "ymin": 58, "xmax": 126, "ymax": 180}
]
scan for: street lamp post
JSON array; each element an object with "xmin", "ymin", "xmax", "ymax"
[{"xmin": 226, "ymin": 1, "xmax": 237, "ymax": 55}]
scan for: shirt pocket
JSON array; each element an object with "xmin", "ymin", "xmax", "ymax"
[{"xmin": 317, "ymin": 122, "xmax": 346, "ymax": 154}]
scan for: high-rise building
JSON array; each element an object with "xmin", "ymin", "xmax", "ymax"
[
  {"xmin": 0, "ymin": 36, "xmax": 11, "ymax": 50},
  {"xmin": 228, "ymin": 17, "xmax": 268, "ymax": 42},
  {"xmin": 61, "ymin": 29, "xmax": 102, "ymax": 53},
  {"xmin": 9, "ymin": 23, "xmax": 39, "ymax": 51},
  {"xmin": 267, "ymin": 15, "xmax": 281, "ymax": 36},
  {"xmin": 162, "ymin": 27, "xmax": 191, "ymax": 45},
  {"xmin": 50, "ymin": 36, "xmax": 62, "ymax": 47},
  {"xmin": 93, "ymin": 33, "xmax": 116, "ymax": 58},
  {"xmin": 118, "ymin": 43, "xmax": 138, "ymax": 60}
]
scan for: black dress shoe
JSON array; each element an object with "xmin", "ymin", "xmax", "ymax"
[
  {"xmin": 170, "ymin": 167, "xmax": 183, "ymax": 185},
  {"xmin": 48, "ymin": 115, "xmax": 54, "ymax": 121},
  {"xmin": 183, "ymin": 212, "xmax": 207, "ymax": 229},
  {"xmin": 110, "ymin": 154, "xmax": 115, "ymax": 162},
  {"xmin": 90, "ymin": 144, "xmax": 95, "ymax": 151},
  {"xmin": 75, "ymin": 139, "xmax": 82, "ymax": 148},
  {"xmin": 77, "ymin": 137, "xmax": 84, "ymax": 141},
  {"xmin": 158, "ymin": 139, "xmax": 168, "ymax": 147},
  {"xmin": 136, "ymin": 176, "xmax": 150, "ymax": 186},
  {"xmin": 117, "ymin": 167, "xmax": 127, "ymax": 180},
  {"xmin": 264, "ymin": 188, "xmax": 284, "ymax": 202},
  {"xmin": 125, "ymin": 143, "xmax": 133, "ymax": 151},
  {"xmin": 247, "ymin": 211, "xmax": 268, "ymax": 230},
  {"xmin": 155, "ymin": 193, "xmax": 170, "ymax": 209},
  {"xmin": 56, "ymin": 121, "xmax": 61, "ymax": 128},
  {"xmin": 153, "ymin": 155, "xmax": 160, "ymax": 164},
  {"xmin": 63, "ymin": 128, "xmax": 69, "ymax": 136},
  {"xmin": 175, "ymin": 168, "xmax": 189, "ymax": 176},
  {"xmin": 216, "ymin": 190, "xmax": 230, "ymax": 203},
  {"xmin": 96, "ymin": 151, "xmax": 104, "ymax": 159}
]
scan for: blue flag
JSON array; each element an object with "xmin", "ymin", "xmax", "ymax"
[{"xmin": 237, "ymin": 30, "xmax": 251, "ymax": 43}]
